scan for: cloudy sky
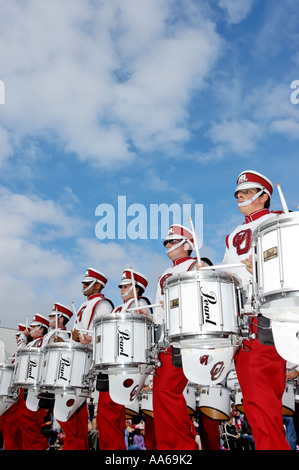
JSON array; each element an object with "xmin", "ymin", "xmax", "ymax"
[{"xmin": 0, "ymin": 0, "xmax": 298, "ymax": 329}]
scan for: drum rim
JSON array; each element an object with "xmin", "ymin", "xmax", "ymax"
[
  {"xmin": 16, "ymin": 347, "xmax": 42, "ymax": 356},
  {"xmin": 252, "ymin": 211, "xmax": 299, "ymax": 240},
  {"xmin": 94, "ymin": 312, "xmax": 154, "ymax": 326},
  {"xmin": 43, "ymin": 342, "xmax": 93, "ymax": 353},
  {"xmin": 0, "ymin": 363, "xmax": 15, "ymax": 370},
  {"xmin": 94, "ymin": 361, "xmax": 155, "ymax": 370},
  {"xmin": 163, "ymin": 269, "xmax": 242, "ymax": 287},
  {"xmin": 258, "ymin": 289, "xmax": 299, "ymax": 304},
  {"xmin": 167, "ymin": 331, "xmax": 239, "ymax": 342}
]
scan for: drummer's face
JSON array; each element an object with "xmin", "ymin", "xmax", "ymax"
[
  {"xmin": 165, "ymin": 239, "xmax": 189, "ymax": 260},
  {"xmin": 30, "ymin": 326, "xmax": 43, "ymax": 338},
  {"xmin": 236, "ymin": 188, "xmax": 268, "ymax": 216},
  {"xmin": 120, "ymin": 284, "xmax": 133, "ymax": 300}
]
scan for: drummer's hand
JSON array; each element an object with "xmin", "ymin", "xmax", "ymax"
[
  {"xmin": 53, "ymin": 336, "xmax": 64, "ymax": 343},
  {"xmin": 80, "ymin": 334, "xmax": 92, "ymax": 345},
  {"xmin": 136, "ymin": 308, "xmax": 149, "ymax": 315},
  {"xmin": 286, "ymin": 370, "xmax": 299, "ymax": 380},
  {"xmin": 241, "ymin": 255, "xmax": 253, "ymax": 274},
  {"xmin": 71, "ymin": 329, "xmax": 80, "ymax": 342},
  {"xmin": 195, "ymin": 261, "xmax": 207, "ymax": 269},
  {"xmin": 159, "ymin": 301, "xmax": 164, "ymax": 309}
]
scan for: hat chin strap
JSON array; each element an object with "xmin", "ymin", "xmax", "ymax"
[
  {"xmin": 121, "ymin": 285, "xmax": 134, "ymax": 298},
  {"xmin": 82, "ymin": 279, "xmax": 96, "ymax": 293},
  {"xmin": 166, "ymin": 238, "xmax": 189, "ymax": 255},
  {"xmin": 237, "ymin": 188, "xmax": 264, "ymax": 207}
]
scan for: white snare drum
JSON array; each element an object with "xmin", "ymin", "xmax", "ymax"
[
  {"xmin": 164, "ymin": 270, "xmax": 241, "ymax": 344},
  {"xmin": 39, "ymin": 342, "xmax": 93, "ymax": 396},
  {"xmin": 198, "ymin": 385, "xmax": 231, "ymax": 421},
  {"xmin": 93, "ymin": 312, "xmax": 156, "ymax": 373},
  {"xmin": 0, "ymin": 363, "xmax": 17, "ymax": 416},
  {"xmin": 141, "ymin": 390, "xmax": 153, "ymax": 418},
  {"xmin": 164, "ymin": 271, "xmax": 241, "ymax": 385},
  {"xmin": 282, "ymin": 381, "xmax": 295, "ymax": 416},
  {"xmin": 13, "ymin": 348, "xmax": 42, "ymax": 390},
  {"xmin": 252, "ymin": 212, "xmax": 299, "ymax": 321}
]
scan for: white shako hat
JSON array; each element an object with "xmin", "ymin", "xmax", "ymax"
[
  {"xmin": 81, "ymin": 268, "xmax": 108, "ymax": 288},
  {"xmin": 16, "ymin": 323, "xmax": 27, "ymax": 336},
  {"xmin": 118, "ymin": 268, "xmax": 148, "ymax": 292},
  {"xmin": 50, "ymin": 303, "xmax": 73, "ymax": 323},
  {"xmin": 234, "ymin": 170, "xmax": 273, "ymax": 199},
  {"xmin": 163, "ymin": 224, "xmax": 194, "ymax": 251},
  {"xmin": 30, "ymin": 314, "xmax": 49, "ymax": 330}
]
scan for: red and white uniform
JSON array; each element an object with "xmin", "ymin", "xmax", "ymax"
[
  {"xmin": 97, "ymin": 296, "xmax": 151, "ymax": 451},
  {"xmin": 223, "ymin": 208, "xmax": 290, "ymax": 450},
  {"xmin": 74, "ymin": 293, "xmax": 112, "ymax": 332},
  {"xmin": 153, "ymin": 256, "xmax": 199, "ymax": 450}
]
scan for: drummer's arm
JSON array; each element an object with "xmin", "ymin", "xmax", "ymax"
[{"xmin": 241, "ymin": 255, "xmax": 253, "ymax": 274}]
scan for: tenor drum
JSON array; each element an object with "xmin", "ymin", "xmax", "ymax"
[
  {"xmin": 282, "ymin": 381, "xmax": 295, "ymax": 416},
  {"xmin": 141, "ymin": 390, "xmax": 153, "ymax": 418},
  {"xmin": 39, "ymin": 342, "xmax": 93, "ymax": 396},
  {"xmin": 13, "ymin": 348, "xmax": 42, "ymax": 390},
  {"xmin": 93, "ymin": 312, "xmax": 156, "ymax": 372},
  {"xmin": 198, "ymin": 385, "xmax": 231, "ymax": 421},
  {"xmin": 252, "ymin": 212, "xmax": 299, "ymax": 321},
  {"xmin": 0, "ymin": 363, "xmax": 17, "ymax": 416},
  {"xmin": 125, "ymin": 396, "xmax": 140, "ymax": 419},
  {"xmin": 183, "ymin": 383, "xmax": 196, "ymax": 415}
]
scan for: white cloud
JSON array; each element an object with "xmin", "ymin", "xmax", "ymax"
[
  {"xmin": 0, "ymin": 0, "xmax": 223, "ymax": 168},
  {"xmin": 217, "ymin": 0, "xmax": 255, "ymax": 23},
  {"xmin": 208, "ymin": 119, "xmax": 262, "ymax": 154}
]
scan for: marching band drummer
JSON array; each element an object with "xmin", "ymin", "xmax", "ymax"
[
  {"xmin": 17, "ymin": 314, "xmax": 51, "ymax": 450},
  {"xmin": 1, "ymin": 323, "xmax": 29, "ymax": 450},
  {"xmin": 223, "ymin": 170, "xmax": 290, "ymax": 450},
  {"xmin": 70, "ymin": 267, "xmax": 114, "ymax": 450},
  {"xmin": 47, "ymin": 302, "xmax": 73, "ymax": 343},
  {"xmin": 97, "ymin": 268, "xmax": 151, "ymax": 450},
  {"xmin": 153, "ymin": 224, "xmax": 220, "ymax": 450}
]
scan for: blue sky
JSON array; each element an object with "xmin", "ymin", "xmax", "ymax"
[{"xmin": 0, "ymin": 0, "xmax": 298, "ymax": 329}]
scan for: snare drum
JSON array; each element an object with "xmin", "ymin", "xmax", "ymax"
[
  {"xmin": 252, "ymin": 212, "xmax": 299, "ymax": 321},
  {"xmin": 163, "ymin": 271, "xmax": 242, "ymax": 385},
  {"xmin": 198, "ymin": 385, "xmax": 231, "ymax": 421},
  {"xmin": 13, "ymin": 347, "xmax": 42, "ymax": 391},
  {"xmin": 93, "ymin": 312, "xmax": 156, "ymax": 372},
  {"xmin": 39, "ymin": 341, "xmax": 93, "ymax": 396},
  {"xmin": 164, "ymin": 270, "xmax": 241, "ymax": 344},
  {"xmin": 0, "ymin": 363, "xmax": 17, "ymax": 416}
]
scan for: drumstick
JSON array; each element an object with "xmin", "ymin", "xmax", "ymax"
[
  {"xmin": 200, "ymin": 263, "xmax": 245, "ymax": 270},
  {"xmin": 71, "ymin": 301, "xmax": 77, "ymax": 316},
  {"xmin": 277, "ymin": 182, "xmax": 289, "ymax": 213},
  {"xmin": 190, "ymin": 217, "xmax": 201, "ymax": 267},
  {"xmin": 126, "ymin": 303, "xmax": 162, "ymax": 312},
  {"xmin": 130, "ymin": 267, "xmax": 139, "ymax": 308}
]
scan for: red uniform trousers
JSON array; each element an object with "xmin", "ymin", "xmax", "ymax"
[
  {"xmin": 144, "ymin": 416, "xmax": 157, "ymax": 450},
  {"xmin": 57, "ymin": 402, "xmax": 89, "ymax": 450},
  {"xmin": 1, "ymin": 396, "xmax": 24, "ymax": 450},
  {"xmin": 97, "ymin": 390, "xmax": 126, "ymax": 450},
  {"xmin": 198, "ymin": 413, "xmax": 221, "ymax": 450},
  {"xmin": 153, "ymin": 350, "xmax": 198, "ymax": 450},
  {"xmin": 235, "ymin": 330, "xmax": 290, "ymax": 450},
  {"xmin": 18, "ymin": 391, "xmax": 48, "ymax": 450}
]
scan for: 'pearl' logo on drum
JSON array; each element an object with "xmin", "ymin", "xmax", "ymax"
[
  {"xmin": 201, "ymin": 289, "xmax": 217, "ymax": 325},
  {"xmin": 27, "ymin": 359, "xmax": 38, "ymax": 379},
  {"xmin": 58, "ymin": 356, "xmax": 72, "ymax": 381},
  {"xmin": 117, "ymin": 327, "xmax": 131, "ymax": 357}
]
